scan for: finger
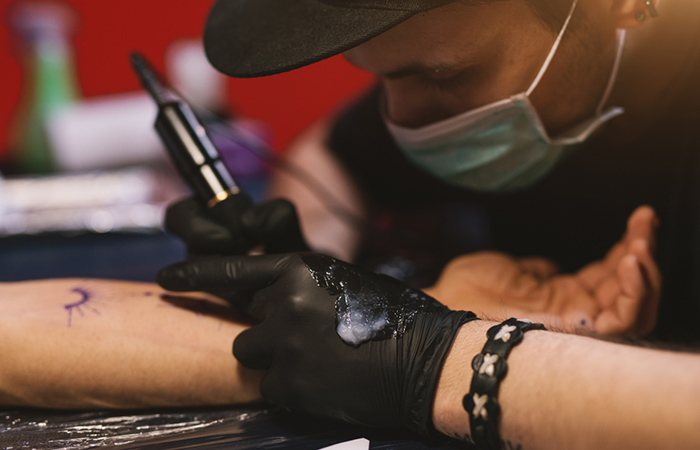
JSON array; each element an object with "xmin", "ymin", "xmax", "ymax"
[
  {"xmin": 624, "ymin": 205, "xmax": 658, "ymax": 253},
  {"xmin": 242, "ymin": 199, "xmax": 311, "ymax": 253},
  {"xmin": 203, "ymin": 287, "xmax": 256, "ymax": 315},
  {"xmin": 594, "ymin": 255, "xmax": 646, "ymax": 336},
  {"xmin": 604, "ymin": 206, "xmax": 656, "ymax": 271},
  {"xmin": 156, "ymin": 254, "xmax": 288, "ymax": 292},
  {"xmin": 208, "ymin": 194, "xmax": 257, "ymax": 253},
  {"xmin": 165, "ymin": 198, "xmax": 234, "ymax": 252},
  {"xmin": 577, "ymin": 206, "xmax": 657, "ymax": 290},
  {"xmin": 577, "ymin": 235, "xmax": 631, "ymax": 292},
  {"xmin": 516, "ymin": 257, "xmax": 560, "ymax": 280},
  {"xmin": 258, "ymin": 355, "xmax": 309, "ymax": 413},
  {"xmin": 628, "ymin": 239, "xmax": 661, "ymax": 334},
  {"xmin": 233, "ymin": 321, "xmax": 277, "ymax": 370}
]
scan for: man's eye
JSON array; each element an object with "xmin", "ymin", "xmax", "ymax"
[{"xmin": 417, "ymin": 71, "xmax": 469, "ymax": 92}]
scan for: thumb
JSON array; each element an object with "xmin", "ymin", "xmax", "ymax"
[{"xmin": 233, "ymin": 321, "xmax": 277, "ymax": 370}]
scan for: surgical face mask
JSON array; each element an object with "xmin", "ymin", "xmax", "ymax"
[{"xmin": 384, "ymin": 0, "xmax": 626, "ymax": 192}]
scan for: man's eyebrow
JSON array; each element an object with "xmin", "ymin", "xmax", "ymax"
[{"xmin": 381, "ymin": 63, "xmax": 462, "ymax": 80}]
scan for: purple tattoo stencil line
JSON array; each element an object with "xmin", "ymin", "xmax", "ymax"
[{"xmin": 65, "ymin": 287, "xmax": 101, "ymax": 327}]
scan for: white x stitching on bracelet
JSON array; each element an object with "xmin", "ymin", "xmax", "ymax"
[
  {"xmin": 494, "ymin": 324, "xmax": 517, "ymax": 342},
  {"xmin": 472, "ymin": 393, "xmax": 489, "ymax": 420},
  {"xmin": 478, "ymin": 353, "xmax": 499, "ymax": 377}
]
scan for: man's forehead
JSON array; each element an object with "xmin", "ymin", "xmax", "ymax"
[{"xmin": 344, "ymin": 1, "xmax": 533, "ymax": 75}]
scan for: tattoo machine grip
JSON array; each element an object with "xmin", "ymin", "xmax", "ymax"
[{"xmin": 130, "ymin": 52, "xmax": 248, "ymax": 210}]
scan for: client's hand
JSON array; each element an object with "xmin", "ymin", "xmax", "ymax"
[
  {"xmin": 165, "ymin": 195, "xmax": 309, "ymax": 255},
  {"xmin": 425, "ymin": 205, "xmax": 660, "ymax": 337},
  {"xmin": 158, "ymin": 253, "xmax": 476, "ymax": 434}
]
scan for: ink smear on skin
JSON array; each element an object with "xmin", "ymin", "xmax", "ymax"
[
  {"xmin": 303, "ymin": 254, "xmax": 446, "ymax": 346},
  {"xmin": 64, "ymin": 287, "xmax": 100, "ymax": 327}
]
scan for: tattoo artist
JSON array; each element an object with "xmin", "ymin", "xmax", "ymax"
[
  {"xmin": 156, "ymin": 0, "xmax": 700, "ymax": 448},
  {"xmin": 160, "ymin": 0, "xmax": 700, "ymax": 341}
]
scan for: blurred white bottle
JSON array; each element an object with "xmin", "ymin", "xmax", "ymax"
[{"xmin": 46, "ymin": 39, "xmax": 228, "ymax": 172}]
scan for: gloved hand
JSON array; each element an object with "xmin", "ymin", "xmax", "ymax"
[
  {"xmin": 157, "ymin": 253, "xmax": 476, "ymax": 434},
  {"xmin": 164, "ymin": 195, "xmax": 310, "ymax": 255}
]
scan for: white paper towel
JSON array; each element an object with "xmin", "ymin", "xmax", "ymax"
[{"xmin": 317, "ymin": 437, "xmax": 370, "ymax": 450}]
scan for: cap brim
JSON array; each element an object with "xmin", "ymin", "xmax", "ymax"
[{"xmin": 204, "ymin": 0, "xmax": 418, "ymax": 78}]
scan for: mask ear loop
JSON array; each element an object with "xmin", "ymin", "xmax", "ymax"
[
  {"xmin": 595, "ymin": 29, "xmax": 626, "ymax": 116},
  {"xmin": 525, "ymin": 0, "xmax": 579, "ymax": 97}
]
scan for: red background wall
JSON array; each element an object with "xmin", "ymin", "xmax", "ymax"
[{"xmin": 0, "ymin": 0, "xmax": 375, "ymax": 161}]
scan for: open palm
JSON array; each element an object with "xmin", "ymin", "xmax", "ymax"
[{"xmin": 424, "ymin": 206, "xmax": 660, "ymax": 336}]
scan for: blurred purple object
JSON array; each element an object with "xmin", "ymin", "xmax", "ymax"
[{"xmin": 209, "ymin": 118, "xmax": 270, "ymax": 180}]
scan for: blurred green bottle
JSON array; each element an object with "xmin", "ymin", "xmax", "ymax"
[{"xmin": 7, "ymin": 0, "xmax": 80, "ymax": 174}]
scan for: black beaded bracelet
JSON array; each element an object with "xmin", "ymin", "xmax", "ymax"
[{"xmin": 463, "ymin": 318, "xmax": 546, "ymax": 450}]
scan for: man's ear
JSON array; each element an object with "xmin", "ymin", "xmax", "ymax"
[{"xmin": 610, "ymin": 0, "xmax": 658, "ymax": 29}]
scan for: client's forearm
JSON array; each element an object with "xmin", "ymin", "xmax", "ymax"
[
  {"xmin": 433, "ymin": 321, "xmax": 700, "ymax": 450},
  {"xmin": 0, "ymin": 279, "xmax": 263, "ymax": 409}
]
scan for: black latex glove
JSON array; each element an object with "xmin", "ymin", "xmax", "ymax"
[
  {"xmin": 164, "ymin": 195, "xmax": 310, "ymax": 255},
  {"xmin": 157, "ymin": 253, "xmax": 477, "ymax": 435}
]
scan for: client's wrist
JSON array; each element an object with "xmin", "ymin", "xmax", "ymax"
[
  {"xmin": 432, "ymin": 318, "xmax": 547, "ymax": 447},
  {"xmin": 432, "ymin": 320, "xmax": 494, "ymax": 440}
]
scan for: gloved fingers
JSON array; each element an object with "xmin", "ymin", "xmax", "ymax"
[
  {"xmin": 256, "ymin": 353, "xmax": 309, "ymax": 411},
  {"xmin": 203, "ymin": 287, "xmax": 255, "ymax": 315},
  {"xmin": 232, "ymin": 320, "xmax": 278, "ymax": 370},
  {"xmin": 206, "ymin": 194, "xmax": 259, "ymax": 253},
  {"xmin": 164, "ymin": 197, "xmax": 235, "ymax": 253},
  {"xmin": 165, "ymin": 195, "xmax": 308, "ymax": 255},
  {"xmin": 242, "ymin": 199, "xmax": 310, "ymax": 253},
  {"xmin": 164, "ymin": 197, "xmax": 199, "ymax": 230},
  {"xmin": 157, "ymin": 254, "xmax": 289, "ymax": 292}
]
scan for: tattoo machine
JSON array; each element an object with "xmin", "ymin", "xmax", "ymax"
[{"xmin": 130, "ymin": 51, "xmax": 247, "ymax": 209}]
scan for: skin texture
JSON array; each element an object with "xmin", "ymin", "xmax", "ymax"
[
  {"xmin": 157, "ymin": 251, "xmax": 700, "ymax": 450},
  {"xmin": 268, "ymin": 0, "xmax": 698, "ymax": 337},
  {"xmin": 0, "ymin": 249, "xmax": 654, "ymax": 410},
  {"xmin": 0, "ymin": 278, "xmax": 263, "ymax": 409},
  {"xmin": 0, "ymin": 270, "xmax": 697, "ymax": 448},
  {"xmin": 433, "ymin": 319, "xmax": 700, "ymax": 450}
]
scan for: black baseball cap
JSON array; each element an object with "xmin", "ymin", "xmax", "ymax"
[{"xmin": 204, "ymin": 0, "xmax": 458, "ymax": 78}]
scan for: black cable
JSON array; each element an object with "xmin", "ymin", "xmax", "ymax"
[{"xmin": 201, "ymin": 111, "xmax": 367, "ymax": 231}]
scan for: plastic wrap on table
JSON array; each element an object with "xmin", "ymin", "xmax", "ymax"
[
  {"xmin": 0, "ymin": 406, "xmax": 472, "ymax": 450},
  {"xmin": 0, "ymin": 406, "xmax": 266, "ymax": 449}
]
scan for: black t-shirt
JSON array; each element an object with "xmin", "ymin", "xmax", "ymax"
[{"xmin": 327, "ymin": 42, "xmax": 700, "ymax": 344}]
